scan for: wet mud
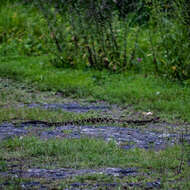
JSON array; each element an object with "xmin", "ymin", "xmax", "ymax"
[
  {"xmin": 1, "ymin": 122, "xmax": 188, "ymax": 150},
  {"xmin": 26, "ymin": 103, "xmax": 110, "ymax": 113},
  {"xmin": 1, "ymin": 103, "xmax": 189, "ymax": 189},
  {"xmin": 0, "ymin": 166, "xmax": 162, "ymax": 190},
  {"xmin": 1, "ymin": 167, "xmax": 138, "ymax": 179},
  {"xmin": 1, "ymin": 179, "xmax": 161, "ymax": 190}
]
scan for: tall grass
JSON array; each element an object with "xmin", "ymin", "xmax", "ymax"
[
  {"xmin": 147, "ymin": 0, "xmax": 190, "ymax": 80},
  {"xmin": 0, "ymin": 0, "xmax": 49, "ymax": 57},
  {"xmin": 0, "ymin": 0, "xmax": 189, "ymax": 80}
]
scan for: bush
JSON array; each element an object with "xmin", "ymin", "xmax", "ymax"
[
  {"xmin": 0, "ymin": 1, "xmax": 49, "ymax": 57},
  {"xmin": 147, "ymin": 0, "xmax": 190, "ymax": 80},
  {"xmin": 29, "ymin": 0, "xmax": 147, "ymax": 71},
  {"xmin": 1, "ymin": 0, "xmax": 189, "ymax": 80}
]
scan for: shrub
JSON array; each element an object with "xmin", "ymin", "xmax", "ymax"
[
  {"xmin": 147, "ymin": 0, "xmax": 190, "ymax": 80},
  {"xmin": 29, "ymin": 0, "xmax": 145, "ymax": 71},
  {"xmin": 1, "ymin": 0, "xmax": 189, "ymax": 80}
]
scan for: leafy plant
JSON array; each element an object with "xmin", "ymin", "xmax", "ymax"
[
  {"xmin": 147, "ymin": 0, "xmax": 190, "ymax": 80},
  {"xmin": 30, "ymin": 0, "xmax": 144, "ymax": 71}
]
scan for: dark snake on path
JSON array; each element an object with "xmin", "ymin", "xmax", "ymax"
[{"xmin": 15, "ymin": 117, "xmax": 160, "ymax": 127}]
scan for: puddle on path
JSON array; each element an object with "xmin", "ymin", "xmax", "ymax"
[
  {"xmin": 0, "ymin": 167, "xmax": 161, "ymax": 190},
  {"xmin": 1, "ymin": 167, "xmax": 138, "ymax": 179},
  {"xmin": 63, "ymin": 180, "xmax": 161, "ymax": 190},
  {"xmin": 24, "ymin": 103, "xmax": 110, "ymax": 113},
  {"xmin": 41, "ymin": 125, "xmax": 182, "ymax": 150},
  {"xmin": 0, "ymin": 179, "xmax": 161, "ymax": 190},
  {"xmin": 1, "ymin": 122, "xmax": 189, "ymax": 150},
  {"xmin": 0, "ymin": 123, "xmax": 27, "ymax": 141},
  {"xmin": 0, "ymin": 121, "xmax": 180, "ymax": 189}
]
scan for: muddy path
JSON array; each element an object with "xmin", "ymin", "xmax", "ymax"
[
  {"xmin": 0, "ymin": 79, "xmax": 190, "ymax": 189},
  {"xmin": 0, "ymin": 103, "xmax": 190, "ymax": 189},
  {"xmin": 1, "ymin": 120, "xmax": 189, "ymax": 150},
  {"xmin": 1, "ymin": 102, "xmax": 190, "ymax": 149}
]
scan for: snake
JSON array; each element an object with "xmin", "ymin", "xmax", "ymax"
[{"xmin": 16, "ymin": 117, "xmax": 160, "ymax": 127}]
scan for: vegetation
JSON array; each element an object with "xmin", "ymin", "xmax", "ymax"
[
  {"xmin": 0, "ymin": 0, "xmax": 190, "ymax": 189},
  {"xmin": 0, "ymin": 135, "xmax": 190, "ymax": 189},
  {"xmin": 0, "ymin": 56, "xmax": 190, "ymax": 121},
  {"xmin": 1, "ymin": 0, "xmax": 189, "ymax": 79}
]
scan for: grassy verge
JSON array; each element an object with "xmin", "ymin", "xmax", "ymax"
[
  {"xmin": 0, "ymin": 136, "xmax": 190, "ymax": 189},
  {"xmin": 0, "ymin": 136, "xmax": 184, "ymax": 169},
  {"xmin": 0, "ymin": 1, "xmax": 190, "ymax": 189},
  {"xmin": 0, "ymin": 56, "xmax": 189, "ymax": 122},
  {"xmin": 0, "ymin": 107, "xmax": 97, "ymax": 124}
]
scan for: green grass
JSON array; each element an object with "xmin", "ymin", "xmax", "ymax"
[
  {"xmin": 0, "ymin": 56, "xmax": 189, "ymax": 122},
  {"xmin": 0, "ymin": 136, "xmax": 187, "ymax": 170},
  {"xmin": 0, "ymin": 107, "xmax": 98, "ymax": 124},
  {"xmin": 0, "ymin": 1, "xmax": 190, "ymax": 189},
  {"xmin": 0, "ymin": 136, "xmax": 189, "ymax": 189},
  {"xmin": 0, "ymin": 0, "xmax": 189, "ymax": 124}
]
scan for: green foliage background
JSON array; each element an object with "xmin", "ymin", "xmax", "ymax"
[{"xmin": 0, "ymin": 0, "xmax": 189, "ymax": 80}]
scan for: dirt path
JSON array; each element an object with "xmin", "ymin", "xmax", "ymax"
[
  {"xmin": 1, "ymin": 117, "xmax": 189, "ymax": 150},
  {"xmin": 0, "ymin": 78, "xmax": 190, "ymax": 189}
]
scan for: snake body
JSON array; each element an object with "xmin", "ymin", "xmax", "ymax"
[{"xmin": 18, "ymin": 117, "xmax": 160, "ymax": 127}]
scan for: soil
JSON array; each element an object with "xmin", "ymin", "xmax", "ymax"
[{"xmin": 0, "ymin": 102, "xmax": 190, "ymax": 189}]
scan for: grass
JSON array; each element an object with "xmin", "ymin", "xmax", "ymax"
[
  {"xmin": 0, "ymin": 107, "xmax": 93, "ymax": 123},
  {"xmin": 0, "ymin": 136, "xmax": 189, "ymax": 189},
  {"xmin": 0, "ymin": 136, "xmax": 187, "ymax": 172},
  {"xmin": 0, "ymin": 1, "xmax": 190, "ymax": 189},
  {"xmin": 0, "ymin": 79, "xmax": 189, "ymax": 188},
  {"xmin": 0, "ymin": 56, "xmax": 189, "ymax": 122},
  {"xmin": 0, "ymin": 0, "xmax": 189, "ymax": 123}
]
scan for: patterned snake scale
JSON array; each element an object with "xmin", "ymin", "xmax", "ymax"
[{"xmin": 17, "ymin": 117, "xmax": 160, "ymax": 127}]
